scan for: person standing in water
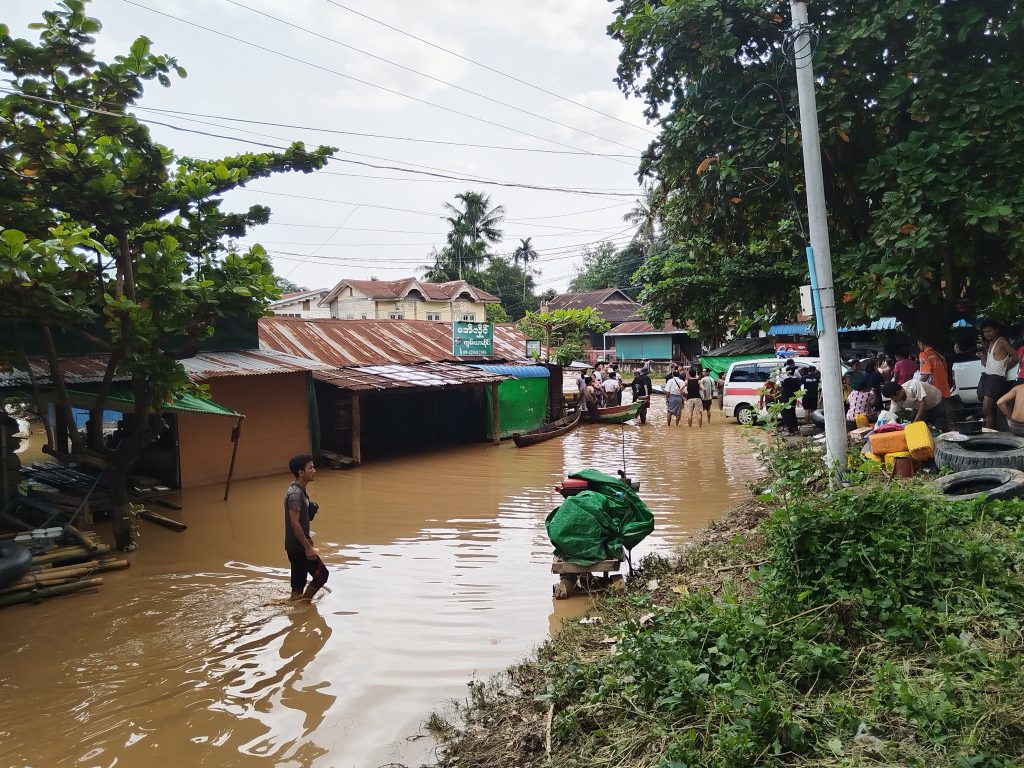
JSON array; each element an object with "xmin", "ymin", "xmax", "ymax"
[{"xmin": 284, "ymin": 454, "xmax": 329, "ymax": 601}]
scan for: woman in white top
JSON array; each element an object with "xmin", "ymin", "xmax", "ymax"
[{"xmin": 979, "ymin": 322, "xmax": 1020, "ymax": 429}]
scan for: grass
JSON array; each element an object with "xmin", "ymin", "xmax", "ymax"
[{"xmin": 423, "ymin": 440, "xmax": 1024, "ymax": 768}]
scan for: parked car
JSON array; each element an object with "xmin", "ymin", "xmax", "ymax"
[
  {"xmin": 951, "ymin": 358, "xmax": 1020, "ymax": 405},
  {"xmin": 722, "ymin": 357, "xmax": 821, "ymax": 425}
]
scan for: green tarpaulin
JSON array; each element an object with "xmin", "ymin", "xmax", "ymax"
[
  {"xmin": 65, "ymin": 385, "xmax": 241, "ymax": 417},
  {"xmin": 699, "ymin": 354, "xmax": 765, "ymax": 379},
  {"xmin": 545, "ymin": 469, "xmax": 655, "ymax": 566}
]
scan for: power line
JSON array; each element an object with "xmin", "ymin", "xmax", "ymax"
[
  {"xmin": 130, "ymin": 104, "xmax": 638, "ymax": 158},
  {"xmin": 119, "ymin": 0, "xmax": 638, "ymax": 166},
  {"xmin": 0, "ymin": 89, "xmax": 638, "ymax": 199},
  {"xmin": 233, "ymin": 188, "xmax": 634, "ymax": 233},
  {"xmin": 321, "ymin": 0, "xmax": 655, "ymax": 136},
  {"xmin": 220, "ymin": 0, "xmax": 644, "ymax": 154}
]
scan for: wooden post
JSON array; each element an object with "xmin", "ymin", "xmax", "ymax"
[
  {"xmin": 490, "ymin": 382, "xmax": 501, "ymax": 445},
  {"xmin": 223, "ymin": 416, "xmax": 245, "ymax": 501},
  {"xmin": 350, "ymin": 394, "xmax": 362, "ymax": 464}
]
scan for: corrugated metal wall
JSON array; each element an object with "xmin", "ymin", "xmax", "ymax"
[{"xmin": 616, "ymin": 336, "xmax": 673, "ymax": 361}]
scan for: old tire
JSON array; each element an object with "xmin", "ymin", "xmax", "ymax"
[
  {"xmin": 811, "ymin": 409, "xmax": 826, "ymax": 426},
  {"xmin": 798, "ymin": 424, "xmax": 823, "ymax": 436},
  {"xmin": 934, "ymin": 433, "xmax": 1024, "ymax": 472},
  {"xmin": 0, "ymin": 541, "xmax": 32, "ymax": 587},
  {"xmin": 735, "ymin": 404, "xmax": 756, "ymax": 426},
  {"xmin": 933, "ymin": 468, "xmax": 1024, "ymax": 502}
]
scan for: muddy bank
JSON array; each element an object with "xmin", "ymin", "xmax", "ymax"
[{"xmin": 424, "ymin": 498, "xmax": 773, "ymax": 768}]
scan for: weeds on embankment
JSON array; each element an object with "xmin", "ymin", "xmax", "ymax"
[{"xmin": 426, "ymin": 441, "xmax": 1024, "ymax": 768}]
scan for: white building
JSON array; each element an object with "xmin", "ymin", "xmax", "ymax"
[
  {"xmin": 319, "ymin": 278, "xmax": 500, "ymax": 321},
  {"xmin": 268, "ymin": 288, "xmax": 332, "ymax": 319}
]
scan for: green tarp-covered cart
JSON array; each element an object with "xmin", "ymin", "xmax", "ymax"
[{"xmin": 545, "ymin": 469, "xmax": 655, "ymax": 599}]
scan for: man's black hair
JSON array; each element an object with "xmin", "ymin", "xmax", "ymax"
[
  {"xmin": 289, "ymin": 454, "xmax": 314, "ymax": 476},
  {"xmin": 881, "ymin": 381, "xmax": 901, "ymax": 398}
]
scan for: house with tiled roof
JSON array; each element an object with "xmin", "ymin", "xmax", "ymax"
[
  {"xmin": 320, "ymin": 278, "xmax": 500, "ymax": 322},
  {"xmin": 268, "ymin": 288, "xmax": 331, "ymax": 318},
  {"xmin": 543, "ymin": 289, "xmax": 644, "ymax": 361},
  {"xmin": 543, "ymin": 289, "xmax": 643, "ymax": 326}
]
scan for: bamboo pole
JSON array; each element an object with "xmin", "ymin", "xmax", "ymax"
[
  {"xmin": 0, "ymin": 577, "xmax": 102, "ymax": 608},
  {"xmin": 31, "ymin": 544, "xmax": 111, "ymax": 566},
  {"xmin": 138, "ymin": 509, "xmax": 187, "ymax": 532},
  {"xmin": 223, "ymin": 416, "xmax": 245, "ymax": 501}
]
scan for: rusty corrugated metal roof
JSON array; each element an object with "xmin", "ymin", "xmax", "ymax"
[
  {"xmin": 607, "ymin": 320, "xmax": 682, "ymax": 335},
  {"xmin": 0, "ymin": 350, "xmax": 334, "ymax": 388},
  {"xmin": 313, "ymin": 361, "xmax": 506, "ymax": 392},
  {"xmin": 181, "ymin": 350, "xmax": 335, "ymax": 380},
  {"xmin": 259, "ymin": 316, "xmax": 528, "ymax": 366}
]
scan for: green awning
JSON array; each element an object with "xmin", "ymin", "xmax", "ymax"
[
  {"xmin": 65, "ymin": 385, "xmax": 241, "ymax": 418},
  {"xmin": 699, "ymin": 354, "xmax": 766, "ymax": 378}
]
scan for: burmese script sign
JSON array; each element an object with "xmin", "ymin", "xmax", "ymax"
[{"xmin": 453, "ymin": 321, "xmax": 494, "ymax": 356}]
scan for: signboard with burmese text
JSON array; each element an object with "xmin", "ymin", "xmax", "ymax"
[{"xmin": 453, "ymin": 321, "xmax": 494, "ymax": 356}]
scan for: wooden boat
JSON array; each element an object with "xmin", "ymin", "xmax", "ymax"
[
  {"xmin": 650, "ymin": 384, "xmax": 667, "ymax": 396},
  {"xmin": 594, "ymin": 400, "xmax": 644, "ymax": 424},
  {"xmin": 512, "ymin": 409, "xmax": 582, "ymax": 448}
]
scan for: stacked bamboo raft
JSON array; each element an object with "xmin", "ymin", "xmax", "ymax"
[{"xmin": 0, "ymin": 528, "xmax": 129, "ymax": 608}]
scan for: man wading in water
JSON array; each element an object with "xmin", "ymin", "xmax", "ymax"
[{"xmin": 285, "ymin": 454, "xmax": 329, "ymax": 601}]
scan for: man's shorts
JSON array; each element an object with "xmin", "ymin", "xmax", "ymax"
[
  {"xmin": 1010, "ymin": 417, "xmax": 1024, "ymax": 437},
  {"xmin": 701, "ymin": 398, "xmax": 712, "ymax": 412},
  {"xmin": 685, "ymin": 398, "xmax": 703, "ymax": 418},
  {"xmin": 979, "ymin": 373, "xmax": 1010, "ymax": 400}
]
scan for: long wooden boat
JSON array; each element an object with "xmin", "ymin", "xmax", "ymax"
[
  {"xmin": 512, "ymin": 409, "xmax": 582, "ymax": 448},
  {"xmin": 594, "ymin": 400, "xmax": 644, "ymax": 424}
]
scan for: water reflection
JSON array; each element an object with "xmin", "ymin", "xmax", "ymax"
[{"xmin": 0, "ymin": 397, "xmax": 762, "ymax": 767}]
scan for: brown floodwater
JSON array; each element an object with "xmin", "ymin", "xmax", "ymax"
[{"xmin": 0, "ymin": 398, "xmax": 762, "ymax": 768}]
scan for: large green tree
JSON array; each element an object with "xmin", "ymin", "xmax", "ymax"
[
  {"xmin": 476, "ymin": 255, "xmax": 540, "ymax": 321},
  {"xmin": 610, "ymin": 0, "xmax": 1024, "ymax": 340},
  {"xmin": 439, "ymin": 190, "xmax": 506, "ymax": 278},
  {"xmin": 0, "ymin": 1, "xmax": 333, "ymax": 547},
  {"xmin": 568, "ymin": 241, "xmax": 645, "ymax": 299}
]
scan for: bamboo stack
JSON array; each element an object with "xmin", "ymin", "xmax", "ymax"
[{"xmin": 0, "ymin": 529, "xmax": 130, "ymax": 609}]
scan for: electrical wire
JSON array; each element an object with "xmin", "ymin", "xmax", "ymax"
[
  {"xmin": 321, "ymin": 0, "xmax": 655, "ymax": 135},
  {"xmin": 118, "ymin": 0, "xmax": 638, "ymax": 166},
  {"xmin": 128, "ymin": 104, "xmax": 639, "ymax": 157},
  {"xmin": 0, "ymin": 89, "xmax": 639, "ymax": 199},
  {"xmin": 220, "ymin": 0, "xmax": 645, "ymax": 154}
]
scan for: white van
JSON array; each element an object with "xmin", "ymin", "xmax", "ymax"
[{"xmin": 722, "ymin": 357, "xmax": 821, "ymax": 424}]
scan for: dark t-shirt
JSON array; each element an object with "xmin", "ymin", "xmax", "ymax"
[
  {"xmin": 686, "ymin": 378, "xmax": 701, "ymax": 398},
  {"xmin": 631, "ymin": 373, "xmax": 652, "ymax": 399},
  {"xmin": 863, "ymin": 370, "xmax": 883, "ymax": 391},
  {"xmin": 780, "ymin": 375, "xmax": 803, "ymax": 406},
  {"xmin": 284, "ymin": 482, "xmax": 311, "ymax": 553}
]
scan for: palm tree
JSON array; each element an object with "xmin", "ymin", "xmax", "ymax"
[
  {"xmin": 623, "ymin": 182, "xmax": 664, "ymax": 254},
  {"xmin": 511, "ymin": 237, "xmax": 539, "ymax": 268},
  {"xmin": 442, "ymin": 191, "xmax": 506, "ymax": 277}
]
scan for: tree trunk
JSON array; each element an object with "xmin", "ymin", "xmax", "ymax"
[
  {"xmin": 40, "ymin": 324, "xmax": 83, "ymax": 453},
  {"xmin": 107, "ymin": 464, "xmax": 133, "ymax": 551}
]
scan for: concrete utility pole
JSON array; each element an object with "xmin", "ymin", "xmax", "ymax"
[{"xmin": 790, "ymin": 1, "xmax": 848, "ymax": 469}]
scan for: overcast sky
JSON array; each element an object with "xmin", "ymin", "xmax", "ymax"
[{"xmin": 7, "ymin": 0, "xmax": 654, "ymax": 293}]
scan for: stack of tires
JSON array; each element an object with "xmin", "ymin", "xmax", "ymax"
[{"xmin": 933, "ymin": 434, "xmax": 1024, "ymax": 501}]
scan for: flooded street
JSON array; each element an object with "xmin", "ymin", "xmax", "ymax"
[{"xmin": 0, "ymin": 398, "xmax": 762, "ymax": 768}]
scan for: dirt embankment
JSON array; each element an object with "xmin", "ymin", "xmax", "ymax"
[{"xmin": 422, "ymin": 499, "xmax": 773, "ymax": 768}]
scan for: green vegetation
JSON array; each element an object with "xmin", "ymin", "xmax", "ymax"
[
  {"xmin": 569, "ymin": 241, "xmax": 645, "ymax": 299},
  {"xmin": 428, "ymin": 440, "xmax": 1024, "ymax": 767},
  {"xmin": 0, "ymin": 1, "xmax": 333, "ymax": 547},
  {"xmin": 610, "ymin": 0, "xmax": 1024, "ymax": 340},
  {"xmin": 516, "ymin": 308, "xmax": 610, "ymax": 365}
]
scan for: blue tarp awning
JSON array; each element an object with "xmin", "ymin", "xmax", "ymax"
[
  {"xmin": 769, "ymin": 317, "xmax": 903, "ymax": 335},
  {"xmin": 768, "ymin": 322, "xmax": 813, "ymax": 336},
  {"xmin": 838, "ymin": 317, "xmax": 901, "ymax": 333},
  {"xmin": 468, "ymin": 364, "xmax": 550, "ymax": 378}
]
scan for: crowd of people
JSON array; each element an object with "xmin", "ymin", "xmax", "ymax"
[
  {"xmin": 575, "ymin": 360, "xmax": 721, "ymax": 428},
  {"xmin": 840, "ymin": 322, "xmax": 1023, "ymax": 435},
  {"xmin": 662, "ymin": 362, "xmax": 719, "ymax": 428}
]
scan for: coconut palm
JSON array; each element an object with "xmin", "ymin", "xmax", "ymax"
[
  {"xmin": 623, "ymin": 182, "xmax": 664, "ymax": 254},
  {"xmin": 511, "ymin": 237, "xmax": 539, "ymax": 268},
  {"xmin": 442, "ymin": 191, "xmax": 506, "ymax": 277}
]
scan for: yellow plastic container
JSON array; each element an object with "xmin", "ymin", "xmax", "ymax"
[
  {"xmin": 884, "ymin": 450, "xmax": 912, "ymax": 469},
  {"xmin": 869, "ymin": 429, "xmax": 908, "ymax": 456},
  {"xmin": 855, "ymin": 413, "xmax": 871, "ymax": 429},
  {"xmin": 904, "ymin": 421, "xmax": 934, "ymax": 461}
]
